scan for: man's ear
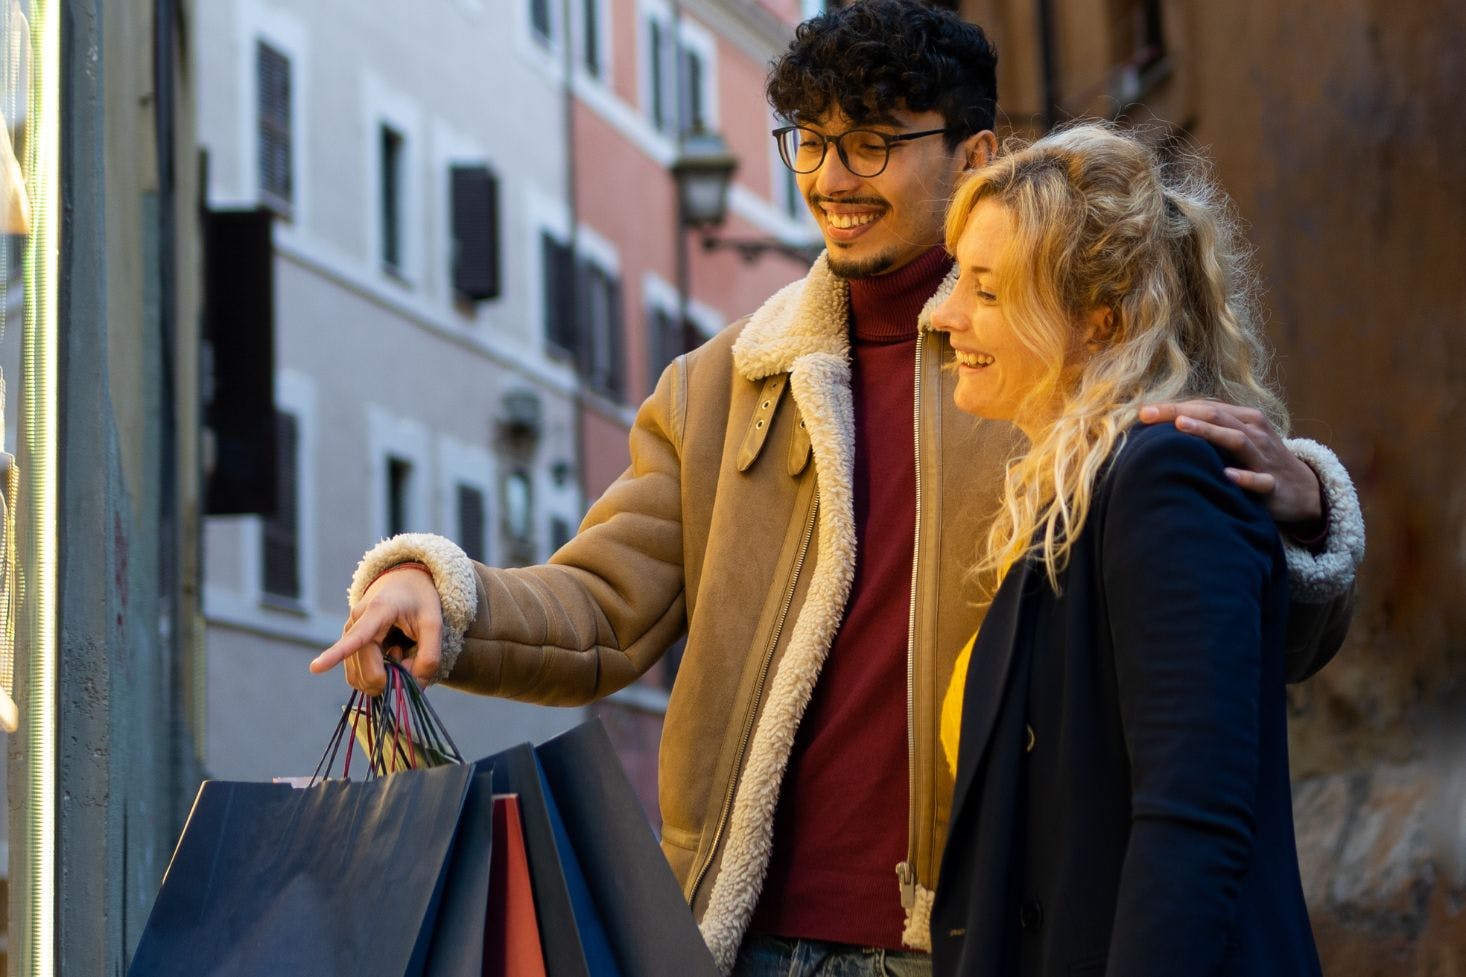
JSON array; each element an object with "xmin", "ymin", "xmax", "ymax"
[{"xmin": 961, "ymin": 130, "xmax": 999, "ymax": 171}]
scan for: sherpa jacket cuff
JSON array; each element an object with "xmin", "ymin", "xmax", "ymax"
[
  {"xmin": 1281, "ymin": 438, "xmax": 1366, "ymax": 603},
  {"xmin": 348, "ymin": 532, "xmax": 478, "ymax": 681}
]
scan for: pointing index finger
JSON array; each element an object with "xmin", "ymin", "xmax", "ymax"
[{"xmin": 310, "ymin": 607, "xmax": 390, "ymax": 674}]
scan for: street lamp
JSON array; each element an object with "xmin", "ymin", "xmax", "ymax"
[
  {"xmin": 670, "ymin": 128, "xmax": 738, "ymax": 229},
  {"xmin": 670, "ymin": 128, "xmax": 823, "ymax": 265}
]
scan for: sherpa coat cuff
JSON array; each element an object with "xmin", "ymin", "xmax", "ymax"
[
  {"xmin": 1282, "ymin": 438, "xmax": 1365, "ymax": 602},
  {"xmin": 348, "ymin": 532, "xmax": 478, "ymax": 681}
]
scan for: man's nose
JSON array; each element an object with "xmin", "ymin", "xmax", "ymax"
[{"xmin": 814, "ymin": 146, "xmax": 861, "ymax": 194}]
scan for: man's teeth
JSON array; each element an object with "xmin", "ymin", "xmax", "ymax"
[
  {"xmin": 826, "ymin": 211, "xmax": 877, "ymax": 229},
  {"xmin": 955, "ymin": 351, "xmax": 995, "ymax": 367}
]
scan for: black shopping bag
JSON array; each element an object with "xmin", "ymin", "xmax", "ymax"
[
  {"xmin": 128, "ymin": 762, "xmax": 475, "ymax": 977},
  {"xmin": 421, "ymin": 770, "xmax": 496, "ymax": 977},
  {"xmin": 537, "ymin": 721, "xmax": 721, "ymax": 977}
]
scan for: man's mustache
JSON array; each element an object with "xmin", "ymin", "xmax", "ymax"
[{"xmin": 809, "ymin": 194, "xmax": 889, "ymax": 209}]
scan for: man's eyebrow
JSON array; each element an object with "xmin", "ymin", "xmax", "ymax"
[{"xmin": 794, "ymin": 110, "xmax": 905, "ymax": 130}]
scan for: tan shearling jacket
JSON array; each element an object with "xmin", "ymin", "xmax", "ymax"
[{"xmin": 349, "ymin": 256, "xmax": 1364, "ymax": 973}]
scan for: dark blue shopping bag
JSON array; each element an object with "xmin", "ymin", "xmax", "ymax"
[{"xmin": 128, "ymin": 763, "xmax": 474, "ymax": 977}]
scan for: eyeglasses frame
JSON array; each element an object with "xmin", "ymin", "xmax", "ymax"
[{"xmin": 771, "ymin": 124, "xmax": 954, "ymax": 178}]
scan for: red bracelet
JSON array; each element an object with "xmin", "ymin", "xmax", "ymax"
[{"xmin": 370, "ymin": 560, "xmax": 433, "ymax": 589}]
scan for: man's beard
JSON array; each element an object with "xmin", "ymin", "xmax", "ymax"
[{"xmin": 826, "ymin": 247, "xmax": 901, "ymax": 279}]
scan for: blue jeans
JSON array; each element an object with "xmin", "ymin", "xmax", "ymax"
[{"xmin": 733, "ymin": 935, "xmax": 932, "ymax": 977}]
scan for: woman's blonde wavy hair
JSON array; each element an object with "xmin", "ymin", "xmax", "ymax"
[{"xmin": 946, "ymin": 122, "xmax": 1288, "ymax": 598}]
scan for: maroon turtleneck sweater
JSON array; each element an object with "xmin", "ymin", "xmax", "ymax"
[{"xmin": 750, "ymin": 246, "xmax": 954, "ymax": 950}]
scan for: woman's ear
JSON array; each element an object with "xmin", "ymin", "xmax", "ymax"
[{"xmin": 1082, "ymin": 307, "xmax": 1116, "ymax": 350}]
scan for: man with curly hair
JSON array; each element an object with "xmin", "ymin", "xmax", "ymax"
[{"xmin": 313, "ymin": 2, "xmax": 1363, "ymax": 974}]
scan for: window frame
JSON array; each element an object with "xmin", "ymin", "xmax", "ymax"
[{"xmin": 638, "ymin": 2, "xmax": 717, "ymax": 135}]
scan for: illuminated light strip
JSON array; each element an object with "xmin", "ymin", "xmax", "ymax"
[{"xmin": 21, "ymin": 0, "xmax": 58, "ymax": 974}]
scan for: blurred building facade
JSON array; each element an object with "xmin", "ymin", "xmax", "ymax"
[
  {"xmin": 556, "ymin": 0, "xmax": 823, "ymax": 818},
  {"xmin": 194, "ymin": 0, "xmax": 595, "ymax": 779},
  {"xmin": 953, "ymin": 0, "xmax": 1466, "ymax": 972}
]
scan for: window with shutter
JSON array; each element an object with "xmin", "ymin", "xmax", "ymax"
[
  {"xmin": 380, "ymin": 125, "xmax": 405, "ymax": 273},
  {"xmin": 582, "ymin": 0, "xmax": 602, "ymax": 77},
  {"xmin": 456, "ymin": 483, "xmax": 487, "ymax": 564},
  {"xmin": 576, "ymin": 261, "xmax": 625, "ymax": 400},
  {"xmin": 450, "ymin": 165, "xmax": 501, "ymax": 302},
  {"xmin": 256, "ymin": 41, "xmax": 292, "ymax": 212},
  {"xmin": 530, "ymin": 0, "xmax": 554, "ymax": 45},
  {"xmin": 542, "ymin": 232, "xmax": 576, "ymax": 355},
  {"xmin": 648, "ymin": 19, "xmax": 667, "ymax": 130},
  {"xmin": 387, "ymin": 456, "xmax": 412, "ymax": 537},
  {"xmin": 261, "ymin": 411, "xmax": 300, "ymax": 601},
  {"xmin": 680, "ymin": 48, "xmax": 705, "ymax": 132}
]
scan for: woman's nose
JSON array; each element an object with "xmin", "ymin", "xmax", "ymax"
[{"xmin": 930, "ymin": 298, "xmax": 961, "ymax": 333}]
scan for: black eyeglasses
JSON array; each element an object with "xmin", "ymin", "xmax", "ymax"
[{"xmin": 772, "ymin": 124, "xmax": 952, "ymax": 178}]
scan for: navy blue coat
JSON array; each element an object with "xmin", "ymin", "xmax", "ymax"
[{"xmin": 931, "ymin": 424, "xmax": 1321, "ymax": 977}]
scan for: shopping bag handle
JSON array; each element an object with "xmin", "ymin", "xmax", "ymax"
[{"xmin": 311, "ymin": 660, "xmax": 463, "ymax": 783}]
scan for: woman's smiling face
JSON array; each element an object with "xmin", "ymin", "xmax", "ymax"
[{"xmin": 931, "ymin": 198, "xmax": 1058, "ymax": 436}]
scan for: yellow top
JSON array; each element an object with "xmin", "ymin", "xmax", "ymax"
[{"xmin": 941, "ymin": 631, "xmax": 977, "ymax": 778}]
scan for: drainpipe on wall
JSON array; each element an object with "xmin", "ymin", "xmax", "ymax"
[
  {"xmin": 1036, "ymin": 0, "xmax": 1060, "ymax": 130},
  {"xmin": 559, "ymin": 0, "xmax": 587, "ymax": 517}
]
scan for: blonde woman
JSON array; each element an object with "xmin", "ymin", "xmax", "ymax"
[{"xmin": 929, "ymin": 125, "xmax": 1337, "ymax": 977}]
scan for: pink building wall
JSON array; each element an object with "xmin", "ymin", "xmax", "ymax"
[{"xmin": 570, "ymin": 2, "xmax": 813, "ymax": 826}]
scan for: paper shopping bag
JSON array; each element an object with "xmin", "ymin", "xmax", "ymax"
[
  {"xmin": 536, "ymin": 721, "xmax": 721, "ymax": 977},
  {"xmin": 128, "ymin": 763, "xmax": 474, "ymax": 977},
  {"xmin": 476, "ymin": 743, "xmax": 620, "ymax": 977},
  {"xmin": 422, "ymin": 770, "xmax": 497, "ymax": 977},
  {"xmin": 486, "ymin": 795, "xmax": 548, "ymax": 977}
]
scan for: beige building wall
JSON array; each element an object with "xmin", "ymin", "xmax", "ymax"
[{"xmin": 195, "ymin": 0, "xmax": 592, "ymax": 780}]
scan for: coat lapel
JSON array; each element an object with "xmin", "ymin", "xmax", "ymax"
[{"xmin": 949, "ymin": 558, "xmax": 1037, "ymax": 823}]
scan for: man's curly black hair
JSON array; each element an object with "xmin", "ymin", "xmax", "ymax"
[{"xmin": 766, "ymin": 0, "xmax": 998, "ymax": 149}]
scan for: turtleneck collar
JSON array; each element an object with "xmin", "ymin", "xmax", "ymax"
[{"xmin": 846, "ymin": 246, "xmax": 954, "ymax": 343}]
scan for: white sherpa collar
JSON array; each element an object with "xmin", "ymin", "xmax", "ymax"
[
  {"xmin": 916, "ymin": 261, "xmax": 960, "ymax": 334},
  {"xmin": 732, "ymin": 253, "xmax": 851, "ymax": 381}
]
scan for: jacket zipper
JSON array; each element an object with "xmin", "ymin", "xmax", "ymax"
[
  {"xmin": 689, "ymin": 490, "xmax": 821, "ymax": 905},
  {"xmin": 897, "ymin": 330, "xmax": 925, "ymax": 910}
]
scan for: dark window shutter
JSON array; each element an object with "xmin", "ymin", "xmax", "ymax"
[
  {"xmin": 387, "ymin": 456, "xmax": 412, "ymax": 537},
  {"xmin": 530, "ymin": 0, "xmax": 553, "ymax": 43},
  {"xmin": 256, "ymin": 42, "xmax": 292, "ymax": 208},
  {"xmin": 680, "ymin": 48, "xmax": 705, "ymax": 132},
  {"xmin": 605, "ymin": 273, "xmax": 625, "ymax": 399},
  {"xmin": 582, "ymin": 0, "xmax": 601, "ymax": 76},
  {"xmin": 451, "ymin": 165, "xmax": 501, "ymax": 301},
  {"xmin": 649, "ymin": 20, "xmax": 666, "ymax": 129},
  {"xmin": 381, "ymin": 126, "xmax": 404, "ymax": 270},
  {"xmin": 648, "ymin": 306, "xmax": 674, "ymax": 382},
  {"xmin": 542, "ymin": 232, "xmax": 576, "ymax": 354},
  {"xmin": 261, "ymin": 411, "xmax": 299, "ymax": 600},
  {"xmin": 456, "ymin": 483, "xmax": 487, "ymax": 563},
  {"xmin": 204, "ymin": 208, "xmax": 276, "ymax": 515},
  {"xmin": 549, "ymin": 516, "xmax": 573, "ymax": 553}
]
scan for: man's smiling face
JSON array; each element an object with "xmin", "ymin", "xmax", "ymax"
[{"xmin": 796, "ymin": 107, "xmax": 981, "ymax": 279}]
